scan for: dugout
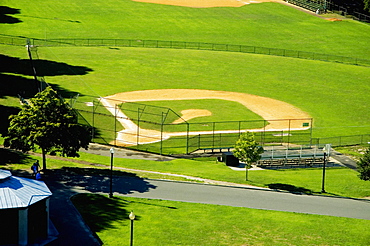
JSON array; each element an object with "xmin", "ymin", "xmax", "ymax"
[{"xmin": 222, "ymin": 152, "xmax": 240, "ymax": 167}]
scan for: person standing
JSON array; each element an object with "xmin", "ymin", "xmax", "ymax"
[{"xmin": 31, "ymin": 160, "xmax": 41, "ymax": 177}]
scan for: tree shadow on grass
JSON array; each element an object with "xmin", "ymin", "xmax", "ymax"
[
  {"xmin": 0, "ymin": 74, "xmax": 39, "ymax": 98},
  {"xmin": 71, "ymin": 193, "xmax": 130, "ymax": 232},
  {"xmin": 267, "ymin": 183, "xmax": 313, "ymax": 195},
  {"xmin": 0, "ymin": 54, "xmax": 93, "ymax": 77},
  {"xmin": 0, "ymin": 147, "xmax": 35, "ymax": 166},
  {"xmin": 0, "ymin": 105, "xmax": 20, "ymax": 135},
  {"xmin": 0, "ymin": 6, "xmax": 21, "ymax": 24},
  {"xmin": 71, "ymin": 193, "xmax": 177, "ymax": 234}
]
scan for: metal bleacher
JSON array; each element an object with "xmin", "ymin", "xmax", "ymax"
[{"xmin": 256, "ymin": 145, "xmax": 327, "ymax": 168}]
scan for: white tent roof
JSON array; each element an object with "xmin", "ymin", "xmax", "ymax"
[{"xmin": 0, "ymin": 170, "xmax": 52, "ymax": 209}]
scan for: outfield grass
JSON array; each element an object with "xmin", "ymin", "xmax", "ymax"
[
  {"xmin": 2, "ymin": 0, "xmax": 370, "ymax": 144},
  {"xmin": 3, "ymin": 0, "xmax": 370, "ymax": 59},
  {"xmin": 8, "ymin": 45, "xmax": 368, "ymax": 138},
  {"xmin": 72, "ymin": 194, "xmax": 370, "ymax": 245}
]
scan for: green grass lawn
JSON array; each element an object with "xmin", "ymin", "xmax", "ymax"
[
  {"xmin": 3, "ymin": 0, "xmax": 370, "ymax": 59},
  {"xmin": 121, "ymin": 99, "xmax": 265, "ymax": 129},
  {"xmin": 72, "ymin": 194, "xmax": 370, "ymax": 245},
  {"xmin": 4, "ymin": 45, "xmax": 368, "ymax": 138},
  {"xmin": 1, "ymin": 146, "xmax": 369, "ymax": 198},
  {"xmin": 2, "ymin": 0, "xmax": 370, "ymax": 145}
]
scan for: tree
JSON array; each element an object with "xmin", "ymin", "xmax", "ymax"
[
  {"xmin": 233, "ymin": 132, "xmax": 264, "ymax": 181},
  {"xmin": 357, "ymin": 148, "xmax": 370, "ymax": 181},
  {"xmin": 365, "ymin": 0, "xmax": 370, "ymax": 12},
  {"xmin": 4, "ymin": 87, "xmax": 91, "ymax": 170}
]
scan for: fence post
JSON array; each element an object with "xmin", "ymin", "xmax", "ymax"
[
  {"xmin": 309, "ymin": 118, "xmax": 313, "ymax": 147},
  {"xmin": 114, "ymin": 103, "xmax": 117, "ymax": 146},
  {"xmin": 287, "ymin": 119, "xmax": 291, "ymax": 148},
  {"xmin": 137, "ymin": 108, "xmax": 141, "ymax": 150},
  {"xmin": 212, "ymin": 122, "xmax": 215, "ymax": 148},
  {"xmin": 160, "ymin": 112, "xmax": 165, "ymax": 155},
  {"xmin": 186, "ymin": 122, "xmax": 190, "ymax": 154},
  {"xmin": 92, "ymin": 100, "xmax": 95, "ymax": 141}
]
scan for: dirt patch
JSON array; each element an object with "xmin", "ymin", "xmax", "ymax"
[
  {"xmin": 172, "ymin": 109, "xmax": 212, "ymax": 124},
  {"xmin": 132, "ymin": 0, "xmax": 278, "ymax": 8},
  {"xmin": 104, "ymin": 89, "xmax": 311, "ymax": 146},
  {"xmin": 326, "ymin": 18, "xmax": 342, "ymax": 21}
]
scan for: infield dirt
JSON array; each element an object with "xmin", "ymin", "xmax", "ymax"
[{"xmin": 132, "ymin": 0, "xmax": 280, "ymax": 8}]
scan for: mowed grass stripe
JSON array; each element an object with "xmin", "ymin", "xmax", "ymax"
[{"xmin": 2, "ymin": 0, "xmax": 370, "ymax": 58}]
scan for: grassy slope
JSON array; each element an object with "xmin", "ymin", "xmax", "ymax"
[
  {"xmin": 2, "ymin": 0, "xmax": 370, "ymax": 58},
  {"xmin": 72, "ymin": 194, "xmax": 370, "ymax": 245},
  {"xmin": 2, "ymin": 148, "xmax": 369, "ymax": 198},
  {"xmin": 76, "ymin": 152, "xmax": 370, "ymax": 198},
  {"xmin": 2, "ymin": 0, "xmax": 370, "ymax": 138},
  {"xmin": 20, "ymin": 46, "xmax": 370, "ymax": 137}
]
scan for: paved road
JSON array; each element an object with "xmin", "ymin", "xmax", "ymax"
[
  {"xmin": 120, "ymin": 179, "xmax": 370, "ymax": 220},
  {"xmin": 42, "ymin": 170, "xmax": 370, "ymax": 246}
]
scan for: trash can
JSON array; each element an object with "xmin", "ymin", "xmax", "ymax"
[{"xmin": 222, "ymin": 152, "xmax": 239, "ymax": 167}]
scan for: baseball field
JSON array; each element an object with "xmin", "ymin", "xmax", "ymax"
[{"xmin": 1, "ymin": 0, "xmax": 370, "ymax": 152}]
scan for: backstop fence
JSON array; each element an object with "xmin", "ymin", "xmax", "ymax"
[
  {"xmin": 1, "ymin": 36, "xmax": 369, "ymax": 67},
  {"xmin": 70, "ymin": 95, "xmax": 314, "ymax": 155}
]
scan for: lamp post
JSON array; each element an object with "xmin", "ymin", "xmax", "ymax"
[
  {"xmin": 321, "ymin": 144, "xmax": 331, "ymax": 193},
  {"xmin": 321, "ymin": 152, "xmax": 327, "ymax": 193},
  {"xmin": 109, "ymin": 147, "xmax": 114, "ymax": 198},
  {"xmin": 129, "ymin": 211, "xmax": 135, "ymax": 246}
]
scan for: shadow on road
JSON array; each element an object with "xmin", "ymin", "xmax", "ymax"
[
  {"xmin": 43, "ymin": 167, "xmax": 157, "ymax": 195},
  {"xmin": 9, "ymin": 167, "xmax": 157, "ymax": 245},
  {"xmin": 267, "ymin": 183, "xmax": 313, "ymax": 194}
]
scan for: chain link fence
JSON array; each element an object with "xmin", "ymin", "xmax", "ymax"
[
  {"xmin": 1, "ymin": 36, "xmax": 369, "ymax": 66},
  {"xmin": 70, "ymin": 95, "xmax": 314, "ymax": 155}
]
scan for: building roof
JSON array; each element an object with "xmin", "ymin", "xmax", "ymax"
[{"xmin": 0, "ymin": 170, "xmax": 52, "ymax": 209}]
